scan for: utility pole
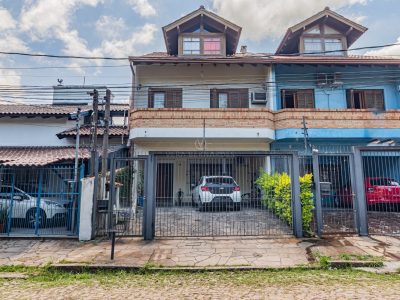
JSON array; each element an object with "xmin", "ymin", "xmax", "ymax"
[
  {"xmin": 74, "ymin": 107, "xmax": 81, "ymax": 183},
  {"xmin": 101, "ymin": 89, "xmax": 111, "ymax": 200},
  {"xmin": 89, "ymin": 89, "xmax": 99, "ymax": 239},
  {"xmin": 90, "ymin": 89, "xmax": 99, "ymax": 176},
  {"xmin": 302, "ymin": 116, "xmax": 311, "ymax": 153}
]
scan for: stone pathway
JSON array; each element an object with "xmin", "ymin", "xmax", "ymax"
[
  {"xmin": 0, "ymin": 237, "xmax": 307, "ymax": 268},
  {"xmin": 0, "ymin": 235, "xmax": 399, "ymax": 269}
]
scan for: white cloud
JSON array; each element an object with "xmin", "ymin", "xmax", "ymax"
[
  {"xmin": 20, "ymin": 0, "xmax": 105, "ymax": 39},
  {"xmin": 365, "ymin": 37, "xmax": 400, "ymax": 57},
  {"xmin": 100, "ymin": 23, "xmax": 157, "ymax": 57},
  {"xmin": 127, "ymin": 0, "xmax": 156, "ymax": 17},
  {"xmin": 211, "ymin": 0, "xmax": 367, "ymax": 41},
  {"xmin": 0, "ymin": 35, "xmax": 29, "ymax": 52},
  {"xmin": 96, "ymin": 15, "xmax": 126, "ymax": 39},
  {"xmin": 0, "ymin": 7, "xmax": 16, "ymax": 30}
]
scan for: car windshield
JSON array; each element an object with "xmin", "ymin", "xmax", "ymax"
[
  {"xmin": 370, "ymin": 178, "xmax": 400, "ymax": 186},
  {"xmin": 206, "ymin": 177, "xmax": 235, "ymax": 185}
]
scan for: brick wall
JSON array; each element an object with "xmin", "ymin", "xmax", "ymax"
[
  {"xmin": 275, "ymin": 109, "xmax": 400, "ymax": 129},
  {"xmin": 130, "ymin": 108, "xmax": 275, "ymax": 128},
  {"xmin": 130, "ymin": 108, "xmax": 400, "ymax": 130}
]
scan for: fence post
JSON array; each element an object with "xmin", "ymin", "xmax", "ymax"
[
  {"xmin": 312, "ymin": 151, "xmax": 323, "ymax": 236},
  {"xmin": 108, "ymin": 158, "xmax": 116, "ymax": 235},
  {"xmin": 352, "ymin": 147, "xmax": 369, "ymax": 236},
  {"xmin": 35, "ymin": 169, "xmax": 44, "ymax": 236},
  {"xmin": 143, "ymin": 154, "xmax": 156, "ymax": 240},
  {"xmin": 291, "ymin": 153, "xmax": 303, "ymax": 238}
]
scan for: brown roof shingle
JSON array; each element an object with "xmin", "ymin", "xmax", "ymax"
[
  {"xmin": 0, "ymin": 104, "xmax": 129, "ymax": 117},
  {"xmin": 56, "ymin": 125, "xmax": 128, "ymax": 139},
  {"xmin": 0, "ymin": 147, "xmax": 91, "ymax": 167}
]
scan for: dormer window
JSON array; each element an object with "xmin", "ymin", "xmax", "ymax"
[
  {"xmin": 163, "ymin": 6, "xmax": 241, "ymax": 56},
  {"xmin": 183, "ymin": 37, "xmax": 201, "ymax": 55},
  {"xmin": 301, "ymin": 25, "xmax": 346, "ymax": 56},
  {"xmin": 180, "ymin": 34, "xmax": 224, "ymax": 56},
  {"xmin": 276, "ymin": 7, "xmax": 367, "ymax": 56}
]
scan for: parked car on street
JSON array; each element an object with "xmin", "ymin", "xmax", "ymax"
[
  {"xmin": 191, "ymin": 176, "xmax": 241, "ymax": 211},
  {"xmin": 0, "ymin": 186, "xmax": 67, "ymax": 228},
  {"xmin": 336, "ymin": 177, "xmax": 400, "ymax": 209}
]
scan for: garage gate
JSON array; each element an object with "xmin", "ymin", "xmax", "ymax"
[
  {"xmin": 103, "ymin": 152, "xmax": 303, "ymax": 239},
  {"xmin": 146, "ymin": 152, "xmax": 303, "ymax": 238},
  {"xmin": 312, "ymin": 147, "xmax": 400, "ymax": 237}
]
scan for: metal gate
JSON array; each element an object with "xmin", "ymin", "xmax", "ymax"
[
  {"xmin": 99, "ymin": 157, "xmax": 146, "ymax": 237},
  {"xmin": 357, "ymin": 147, "xmax": 400, "ymax": 236},
  {"xmin": 312, "ymin": 153, "xmax": 358, "ymax": 235},
  {"xmin": 145, "ymin": 152, "xmax": 303, "ymax": 238},
  {"xmin": 0, "ymin": 165, "xmax": 83, "ymax": 237}
]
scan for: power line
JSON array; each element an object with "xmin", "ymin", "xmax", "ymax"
[{"xmin": 0, "ymin": 42, "xmax": 399, "ymax": 60}]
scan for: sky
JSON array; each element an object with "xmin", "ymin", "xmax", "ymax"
[{"xmin": 0, "ymin": 0, "xmax": 399, "ymax": 103}]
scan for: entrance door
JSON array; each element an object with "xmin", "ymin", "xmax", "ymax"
[{"xmin": 156, "ymin": 163, "xmax": 174, "ymax": 206}]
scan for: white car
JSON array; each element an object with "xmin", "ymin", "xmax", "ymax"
[
  {"xmin": 191, "ymin": 176, "xmax": 241, "ymax": 211},
  {"xmin": 0, "ymin": 186, "xmax": 67, "ymax": 228}
]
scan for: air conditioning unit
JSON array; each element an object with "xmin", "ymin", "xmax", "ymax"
[
  {"xmin": 316, "ymin": 73, "xmax": 342, "ymax": 88},
  {"xmin": 251, "ymin": 90, "xmax": 268, "ymax": 104}
]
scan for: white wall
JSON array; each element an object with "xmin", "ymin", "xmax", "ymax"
[
  {"xmin": 134, "ymin": 64, "xmax": 272, "ymax": 109},
  {"xmin": 0, "ymin": 117, "xmax": 75, "ymax": 146}
]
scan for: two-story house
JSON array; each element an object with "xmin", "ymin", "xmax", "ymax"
[{"xmin": 128, "ymin": 6, "xmax": 400, "ymax": 206}]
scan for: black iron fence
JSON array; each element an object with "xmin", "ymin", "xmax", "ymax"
[{"xmin": 98, "ymin": 147, "xmax": 400, "ymax": 240}]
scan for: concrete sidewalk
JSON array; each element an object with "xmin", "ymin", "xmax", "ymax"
[{"xmin": 0, "ymin": 235, "xmax": 399, "ymax": 269}]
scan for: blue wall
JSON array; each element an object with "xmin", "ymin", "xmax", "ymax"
[{"xmin": 274, "ymin": 64, "xmax": 400, "ymax": 110}]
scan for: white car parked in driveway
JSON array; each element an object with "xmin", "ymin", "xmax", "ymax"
[
  {"xmin": 191, "ymin": 176, "xmax": 241, "ymax": 211},
  {"xmin": 0, "ymin": 186, "xmax": 67, "ymax": 228}
]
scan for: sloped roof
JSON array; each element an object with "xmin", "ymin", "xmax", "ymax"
[
  {"xmin": 0, "ymin": 104, "xmax": 129, "ymax": 118},
  {"xmin": 0, "ymin": 147, "xmax": 91, "ymax": 167},
  {"xmin": 276, "ymin": 7, "xmax": 368, "ymax": 55},
  {"xmin": 162, "ymin": 6, "xmax": 242, "ymax": 56},
  {"xmin": 129, "ymin": 52, "xmax": 400, "ymax": 66},
  {"xmin": 57, "ymin": 125, "xmax": 128, "ymax": 139}
]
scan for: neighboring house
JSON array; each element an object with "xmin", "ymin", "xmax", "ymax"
[{"xmin": 128, "ymin": 6, "xmax": 400, "ymax": 205}]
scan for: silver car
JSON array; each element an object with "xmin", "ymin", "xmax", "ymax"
[
  {"xmin": 0, "ymin": 186, "xmax": 67, "ymax": 228},
  {"xmin": 192, "ymin": 176, "xmax": 241, "ymax": 211}
]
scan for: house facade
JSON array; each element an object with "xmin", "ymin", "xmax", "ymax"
[{"xmin": 128, "ymin": 6, "xmax": 400, "ymax": 206}]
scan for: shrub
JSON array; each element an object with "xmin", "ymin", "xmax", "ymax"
[{"xmin": 256, "ymin": 172, "xmax": 314, "ymax": 233}]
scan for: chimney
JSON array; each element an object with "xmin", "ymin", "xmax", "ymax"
[{"xmin": 240, "ymin": 45, "xmax": 247, "ymax": 54}]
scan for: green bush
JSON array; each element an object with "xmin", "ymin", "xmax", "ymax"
[{"xmin": 256, "ymin": 172, "xmax": 314, "ymax": 233}]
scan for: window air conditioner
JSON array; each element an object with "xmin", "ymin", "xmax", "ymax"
[
  {"xmin": 316, "ymin": 73, "xmax": 343, "ymax": 88},
  {"xmin": 251, "ymin": 90, "xmax": 268, "ymax": 104}
]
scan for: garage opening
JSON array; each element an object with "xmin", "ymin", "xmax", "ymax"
[{"xmin": 153, "ymin": 152, "xmax": 301, "ymax": 237}]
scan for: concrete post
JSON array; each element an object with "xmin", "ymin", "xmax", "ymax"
[
  {"xmin": 353, "ymin": 147, "xmax": 369, "ymax": 236},
  {"xmin": 143, "ymin": 154, "xmax": 156, "ymax": 240},
  {"xmin": 79, "ymin": 177, "xmax": 95, "ymax": 241},
  {"xmin": 312, "ymin": 152, "xmax": 323, "ymax": 236},
  {"xmin": 291, "ymin": 153, "xmax": 303, "ymax": 238}
]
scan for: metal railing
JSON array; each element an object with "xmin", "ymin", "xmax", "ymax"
[{"xmin": 0, "ymin": 164, "xmax": 84, "ymax": 237}]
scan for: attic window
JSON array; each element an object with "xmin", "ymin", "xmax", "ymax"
[
  {"xmin": 302, "ymin": 24, "xmax": 346, "ymax": 56},
  {"xmin": 180, "ymin": 34, "xmax": 224, "ymax": 56},
  {"xmin": 183, "ymin": 37, "xmax": 201, "ymax": 55},
  {"xmin": 204, "ymin": 37, "xmax": 221, "ymax": 54}
]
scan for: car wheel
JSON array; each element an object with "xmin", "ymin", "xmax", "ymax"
[
  {"xmin": 234, "ymin": 203, "xmax": 241, "ymax": 211},
  {"xmin": 26, "ymin": 208, "xmax": 46, "ymax": 229},
  {"xmin": 198, "ymin": 197, "xmax": 206, "ymax": 212}
]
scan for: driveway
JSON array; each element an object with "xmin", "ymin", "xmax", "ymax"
[{"xmin": 155, "ymin": 206, "xmax": 293, "ymax": 237}]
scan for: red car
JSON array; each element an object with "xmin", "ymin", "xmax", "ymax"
[{"xmin": 336, "ymin": 177, "xmax": 400, "ymax": 208}]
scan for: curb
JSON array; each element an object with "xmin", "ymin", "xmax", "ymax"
[
  {"xmin": 49, "ymin": 264, "xmax": 317, "ymax": 273},
  {"xmin": 329, "ymin": 260, "xmax": 384, "ymax": 268}
]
